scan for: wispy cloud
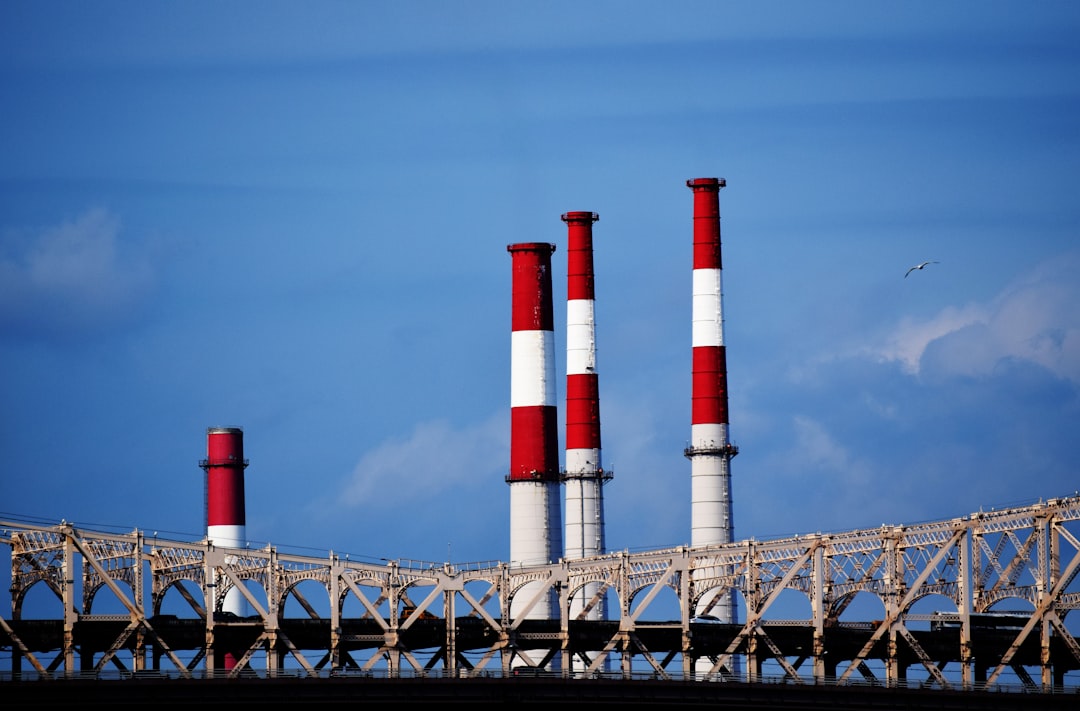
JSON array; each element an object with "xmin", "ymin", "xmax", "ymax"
[
  {"xmin": 340, "ymin": 413, "xmax": 508, "ymax": 506},
  {"xmin": 0, "ymin": 208, "xmax": 156, "ymax": 342},
  {"xmin": 873, "ymin": 304, "xmax": 989, "ymax": 376},
  {"xmin": 867, "ymin": 251, "xmax": 1080, "ymax": 385}
]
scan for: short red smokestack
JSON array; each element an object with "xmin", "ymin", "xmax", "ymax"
[
  {"xmin": 200, "ymin": 426, "xmax": 249, "ymax": 671},
  {"xmin": 203, "ymin": 427, "xmax": 247, "ymax": 538}
]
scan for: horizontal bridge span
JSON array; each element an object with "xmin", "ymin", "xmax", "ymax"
[{"xmin": 2, "ymin": 494, "xmax": 1079, "ymax": 694}]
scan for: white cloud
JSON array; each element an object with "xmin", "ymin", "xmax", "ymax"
[
  {"xmin": 340, "ymin": 413, "xmax": 508, "ymax": 506},
  {"xmin": 866, "ymin": 251, "xmax": 1080, "ymax": 385},
  {"xmin": 873, "ymin": 304, "xmax": 989, "ymax": 376},
  {"xmin": 0, "ymin": 208, "xmax": 156, "ymax": 339}
]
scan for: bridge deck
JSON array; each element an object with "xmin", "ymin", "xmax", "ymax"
[{"xmin": 3, "ymin": 674, "xmax": 1078, "ymax": 709}]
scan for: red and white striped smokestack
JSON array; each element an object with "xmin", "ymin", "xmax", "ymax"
[
  {"xmin": 684, "ymin": 178, "xmax": 738, "ymax": 622},
  {"xmin": 507, "ymin": 242, "xmax": 562, "ymax": 634},
  {"xmin": 562, "ymin": 211, "xmax": 610, "ymax": 672},
  {"xmin": 562, "ymin": 211, "xmax": 609, "ymax": 559},
  {"xmin": 201, "ymin": 426, "xmax": 248, "ymax": 617}
]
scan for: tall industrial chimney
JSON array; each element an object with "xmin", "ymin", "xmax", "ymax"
[
  {"xmin": 684, "ymin": 178, "xmax": 738, "ymax": 625},
  {"xmin": 562, "ymin": 211, "xmax": 610, "ymax": 607},
  {"xmin": 507, "ymin": 243, "xmax": 563, "ymax": 655},
  {"xmin": 562, "ymin": 212, "xmax": 610, "ymax": 673},
  {"xmin": 201, "ymin": 426, "xmax": 249, "ymax": 617}
]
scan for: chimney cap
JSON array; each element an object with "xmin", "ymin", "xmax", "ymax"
[
  {"xmin": 686, "ymin": 177, "xmax": 726, "ymax": 189},
  {"xmin": 507, "ymin": 242, "xmax": 556, "ymax": 254}
]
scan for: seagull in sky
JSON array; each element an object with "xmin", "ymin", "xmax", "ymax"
[{"xmin": 905, "ymin": 260, "xmax": 939, "ymax": 278}]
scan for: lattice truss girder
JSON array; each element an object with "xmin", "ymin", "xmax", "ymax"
[{"xmin": 2, "ymin": 495, "xmax": 1078, "ymax": 688}]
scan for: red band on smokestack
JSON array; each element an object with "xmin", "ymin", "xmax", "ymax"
[
  {"xmin": 203, "ymin": 427, "xmax": 247, "ymax": 526},
  {"xmin": 565, "ymin": 375, "xmax": 601, "ymax": 450},
  {"xmin": 508, "ymin": 242, "xmax": 560, "ymax": 482},
  {"xmin": 691, "ymin": 347, "xmax": 729, "ymax": 425},
  {"xmin": 509, "ymin": 407, "xmax": 560, "ymax": 478},
  {"xmin": 689, "ymin": 177, "xmax": 723, "ymax": 271},
  {"xmin": 508, "ymin": 243, "xmax": 555, "ymax": 332},
  {"xmin": 564, "ymin": 211, "xmax": 597, "ymax": 302}
]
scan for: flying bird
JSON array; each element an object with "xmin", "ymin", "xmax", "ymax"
[{"xmin": 905, "ymin": 260, "xmax": 939, "ymax": 278}]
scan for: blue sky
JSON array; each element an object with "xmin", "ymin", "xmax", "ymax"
[{"xmin": 1, "ymin": 1, "xmax": 1078, "ymax": 568}]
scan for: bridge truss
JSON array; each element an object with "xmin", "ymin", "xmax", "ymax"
[{"xmin": 3, "ymin": 495, "xmax": 1079, "ymax": 692}]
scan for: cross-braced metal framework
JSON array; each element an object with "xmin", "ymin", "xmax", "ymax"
[{"xmin": 3, "ymin": 495, "xmax": 1079, "ymax": 692}]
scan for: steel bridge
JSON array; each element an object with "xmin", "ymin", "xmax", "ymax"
[{"xmin": 3, "ymin": 495, "xmax": 1080, "ymax": 696}]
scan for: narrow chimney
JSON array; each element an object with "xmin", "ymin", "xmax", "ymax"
[
  {"xmin": 562, "ymin": 211, "xmax": 611, "ymax": 672},
  {"xmin": 202, "ymin": 426, "xmax": 248, "ymax": 556},
  {"xmin": 200, "ymin": 426, "xmax": 249, "ymax": 670},
  {"xmin": 506, "ymin": 243, "xmax": 562, "ymax": 640},
  {"xmin": 562, "ymin": 212, "xmax": 609, "ymax": 577},
  {"xmin": 684, "ymin": 178, "xmax": 738, "ymax": 625}
]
